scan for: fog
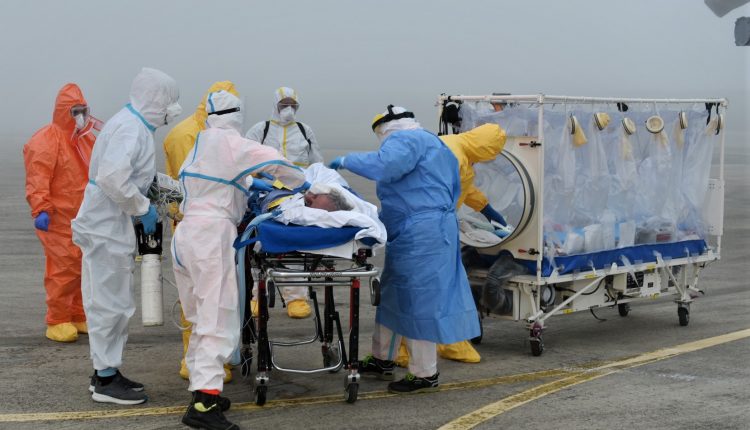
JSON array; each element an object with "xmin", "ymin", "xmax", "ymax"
[{"xmin": 0, "ymin": 0, "xmax": 747, "ymax": 172}]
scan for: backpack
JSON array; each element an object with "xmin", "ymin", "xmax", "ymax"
[{"xmin": 261, "ymin": 121, "xmax": 312, "ymax": 152}]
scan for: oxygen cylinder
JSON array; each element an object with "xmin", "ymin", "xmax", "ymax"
[
  {"xmin": 136, "ymin": 221, "xmax": 164, "ymax": 326},
  {"xmin": 141, "ymin": 254, "xmax": 164, "ymax": 326}
]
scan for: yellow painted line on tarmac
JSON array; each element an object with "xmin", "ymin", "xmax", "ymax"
[
  {"xmin": 438, "ymin": 328, "xmax": 750, "ymax": 430},
  {"xmin": 0, "ymin": 369, "xmax": 567, "ymax": 423}
]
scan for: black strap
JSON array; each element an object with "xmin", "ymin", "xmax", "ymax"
[
  {"xmin": 261, "ymin": 121, "xmax": 270, "ymax": 144},
  {"xmin": 371, "ymin": 104, "xmax": 415, "ymax": 131},
  {"xmin": 208, "ymin": 107, "xmax": 240, "ymax": 116},
  {"xmin": 296, "ymin": 122, "xmax": 312, "ymax": 150}
]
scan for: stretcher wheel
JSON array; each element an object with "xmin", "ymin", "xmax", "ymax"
[
  {"xmin": 618, "ymin": 303, "xmax": 630, "ymax": 317},
  {"xmin": 530, "ymin": 336, "xmax": 544, "ymax": 356},
  {"xmin": 345, "ymin": 383, "xmax": 358, "ymax": 404},
  {"xmin": 255, "ymin": 386, "xmax": 267, "ymax": 406},
  {"xmin": 678, "ymin": 306, "xmax": 690, "ymax": 326},
  {"xmin": 370, "ymin": 278, "xmax": 381, "ymax": 306}
]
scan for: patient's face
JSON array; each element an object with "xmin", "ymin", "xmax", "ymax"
[{"xmin": 304, "ymin": 192, "xmax": 338, "ymax": 212}]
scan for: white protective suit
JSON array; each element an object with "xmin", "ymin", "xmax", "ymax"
[
  {"xmin": 72, "ymin": 67, "xmax": 181, "ymax": 371},
  {"xmin": 172, "ymin": 90, "xmax": 305, "ymax": 391},
  {"xmin": 245, "ymin": 87, "xmax": 324, "ymax": 167}
]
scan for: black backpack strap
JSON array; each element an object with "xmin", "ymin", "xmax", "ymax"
[
  {"xmin": 296, "ymin": 122, "xmax": 313, "ymax": 151},
  {"xmin": 261, "ymin": 120, "xmax": 270, "ymax": 144}
]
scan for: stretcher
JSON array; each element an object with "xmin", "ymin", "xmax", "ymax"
[
  {"xmin": 234, "ymin": 214, "xmax": 380, "ymax": 405},
  {"xmin": 438, "ymin": 94, "xmax": 727, "ymax": 356}
]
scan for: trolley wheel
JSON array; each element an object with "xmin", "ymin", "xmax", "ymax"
[
  {"xmin": 678, "ymin": 306, "xmax": 690, "ymax": 326},
  {"xmin": 254, "ymin": 386, "xmax": 267, "ymax": 406},
  {"xmin": 240, "ymin": 348, "xmax": 252, "ymax": 378},
  {"xmin": 323, "ymin": 345, "xmax": 342, "ymax": 373},
  {"xmin": 370, "ymin": 278, "xmax": 381, "ymax": 306},
  {"xmin": 470, "ymin": 314, "xmax": 483, "ymax": 345},
  {"xmin": 344, "ymin": 383, "xmax": 358, "ymax": 404},
  {"xmin": 618, "ymin": 303, "xmax": 630, "ymax": 317},
  {"xmin": 530, "ymin": 336, "xmax": 544, "ymax": 356}
]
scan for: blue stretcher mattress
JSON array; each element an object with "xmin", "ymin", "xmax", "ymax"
[
  {"xmin": 516, "ymin": 239, "xmax": 708, "ymax": 276},
  {"xmin": 234, "ymin": 220, "xmax": 377, "ymax": 254}
]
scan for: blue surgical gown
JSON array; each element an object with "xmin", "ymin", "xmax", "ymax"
[{"xmin": 345, "ymin": 129, "xmax": 480, "ymax": 344}]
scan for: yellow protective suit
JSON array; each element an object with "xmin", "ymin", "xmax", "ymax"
[
  {"xmin": 394, "ymin": 124, "xmax": 506, "ymax": 365},
  {"xmin": 163, "ymin": 81, "xmax": 238, "ymax": 383}
]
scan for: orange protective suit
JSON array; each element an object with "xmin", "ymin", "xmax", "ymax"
[{"xmin": 23, "ymin": 83, "xmax": 95, "ymax": 325}]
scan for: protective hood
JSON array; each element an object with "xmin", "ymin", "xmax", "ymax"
[
  {"xmin": 442, "ymin": 123, "xmax": 506, "ymax": 163},
  {"xmin": 270, "ymin": 86, "xmax": 299, "ymax": 126},
  {"xmin": 205, "ymin": 90, "xmax": 243, "ymax": 132},
  {"xmin": 129, "ymin": 67, "xmax": 180, "ymax": 130},
  {"xmin": 372, "ymin": 105, "xmax": 421, "ymax": 142},
  {"xmin": 52, "ymin": 83, "xmax": 88, "ymax": 136},
  {"xmin": 194, "ymin": 81, "xmax": 238, "ymax": 126}
]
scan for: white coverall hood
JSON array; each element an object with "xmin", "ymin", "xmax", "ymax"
[
  {"xmin": 205, "ymin": 90, "xmax": 243, "ymax": 133},
  {"xmin": 373, "ymin": 106, "xmax": 421, "ymax": 142},
  {"xmin": 129, "ymin": 67, "xmax": 181, "ymax": 129},
  {"xmin": 270, "ymin": 86, "xmax": 299, "ymax": 126}
]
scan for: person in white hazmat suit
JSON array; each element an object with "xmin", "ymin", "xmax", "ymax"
[
  {"xmin": 172, "ymin": 90, "xmax": 305, "ymax": 430},
  {"xmin": 245, "ymin": 87, "xmax": 323, "ymax": 319},
  {"xmin": 72, "ymin": 67, "xmax": 181, "ymax": 405}
]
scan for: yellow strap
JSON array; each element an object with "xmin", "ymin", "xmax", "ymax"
[{"xmin": 267, "ymin": 195, "xmax": 294, "ymax": 209}]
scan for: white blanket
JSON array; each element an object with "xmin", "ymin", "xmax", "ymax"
[{"xmin": 272, "ymin": 165, "xmax": 387, "ymax": 257}]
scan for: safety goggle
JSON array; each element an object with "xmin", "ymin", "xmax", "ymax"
[
  {"xmin": 278, "ymin": 102, "xmax": 299, "ymax": 111},
  {"xmin": 70, "ymin": 105, "xmax": 90, "ymax": 117}
]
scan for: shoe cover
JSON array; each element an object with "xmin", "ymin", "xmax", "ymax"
[
  {"xmin": 71, "ymin": 321, "xmax": 88, "ymax": 334},
  {"xmin": 287, "ymin": 299, "xmax": 311, "ymax": 318},
  {"xmin": 437, "ymin": 340, "xmax": 481, "ymax": 363},
  {"xmin": 394, "ymin": 339, "xmax": 409, "ymax": 368},
  {"xmin": 180, "ymin": 359, "xmax": 233, "ymax": 383},
  {"xmin": 250, "ymin": 299, "xmax": 259, "ymax": 317},
  {"xmin": 46, "ymin": 322, "xmax": 78, "ymax": 342}
]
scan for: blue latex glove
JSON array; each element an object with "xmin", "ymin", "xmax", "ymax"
[
  {"xmin": 494, "ymin": 226, "xmax": 511, "ymax": 238},
  {"xmin": 328, "ymin": 156, "xmax": 346, "ymax": 170},
  {"xmin": 250, "ymin": 178, "xmax": 275, "ymax": 192},
  {"xmin": 34, "ymin": 211, "xmax": 50, "ymax": 232},
  {"xmin": 293, "ymin": 181, "xmax": 311, "ymax": 193},
  {"xmin": 140, "ymin": 205, "xmax": 159, "ymax": 234},
  {"xmin": 480, "ymin": 204, "xmax": 507, "ymax": 227}
]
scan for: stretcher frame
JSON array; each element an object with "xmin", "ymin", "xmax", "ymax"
[
  {"xmin": 437, "ymin": 94, "xmax": 727, "ymax": 356},
  {"xmin": 237, "ymin": 242, "xmax": 379, "ymax": 405}
]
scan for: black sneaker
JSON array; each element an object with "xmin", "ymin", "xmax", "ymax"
[
  {"xmin": 387, "ymin": 372, "xmax": 439, "ymax": 394},
  {"xmin": 358, "ymin": 354, "xmax": 396, "ymax": 381},
  {"xmin": 182, "ymin": 392, "xmax": 239, "ymax": 430},
  {"xmin": 189, "ymin": 391, "xmax": 231, "ymax": 412},
  {"xmin": 89, "ymin": 371, "xmax": 144, "ymax": 393},
  {"xmin": 91, "ymin": 373, "xmax": 148, "ymax": 405}
]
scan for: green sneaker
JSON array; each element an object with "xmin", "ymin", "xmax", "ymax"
[
  {"xmin": 358, "ymin": 354, "xmax": 396, "ymax": 381},
  {"xmin": 387, "ymin": 372, "xmax": 439, "ymax": 394}
]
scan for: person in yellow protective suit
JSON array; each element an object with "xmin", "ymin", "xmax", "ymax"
[
  {"xmin": 393, "ymin": 123, "xmax": 507, "ymax": 365},
  {"xmin": 163, "ymin": 81, "xmax": 239, "ymax": 384}
]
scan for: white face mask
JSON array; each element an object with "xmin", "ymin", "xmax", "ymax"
[
  {"xmin": 74, "ymin": 113, "xmax": 88, "ymax": 130},
  {"xmin": 164, "ymin": 102, "xmax": 183, "ymax": 125},
  {"xmin": 279, "ymin": 106, "xmax": 296, "ymax": 123}
]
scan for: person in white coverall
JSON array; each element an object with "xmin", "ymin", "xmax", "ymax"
[
  {"xmin": 245, "ymin": 87, "xmax": 323, "ymax": 318},
  {"xmin": 72, "ymin": 67, "xmax": 181, "ymax": 405},
  {"xmin": 172, "ymin": 90, "xmax": 305, "ymax": 430}
]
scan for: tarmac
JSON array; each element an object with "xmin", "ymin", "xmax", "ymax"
[{"xmin": 0, "ymin": 144, "xmax": 748, "ymax": 430}]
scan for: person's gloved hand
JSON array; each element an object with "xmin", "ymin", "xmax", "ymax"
[
  {"xmin": 328, "ymin": 156, "xmax": 346, "ymax": 170},
  {"xmin": 250, "ymin": 178, "xmax": 275, "ymax": 192},
  {"xmin": 494, "ymin": 227, "xmax": 511, "ymax": 238},
  {"xmin": 293, "ymin": 181, "xmax": 311, "ymax": 193},
  {"xmin": 480, "ymin": 204, "xmax": 507, "ymax": 227},
  {"xmin": 34, "ymin": 211, "xmax": 50, "ymax": 232},
  {"xmin": 140, "ymin": 205, "xmax": 159, "ymax": 234}
]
